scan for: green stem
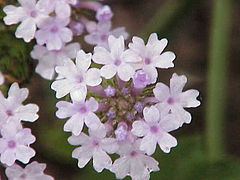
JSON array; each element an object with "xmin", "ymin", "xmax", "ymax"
[{"xmin": 206, "ymin": 0, "xmax": 232, "ymax": 162}]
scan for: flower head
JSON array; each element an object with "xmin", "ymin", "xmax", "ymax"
[{"xmin": 5, "ymin": 161, "xmax": 54, "ymax": 180}]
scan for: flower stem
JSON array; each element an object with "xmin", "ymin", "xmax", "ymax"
[{"xmin": 206, "ymin": 0, "xmax": 232, "ymax": 162}]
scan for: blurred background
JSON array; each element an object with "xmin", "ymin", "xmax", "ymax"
[{"xmin": 0, "ymin": 0, "xmax": 240, "ymax": 179}]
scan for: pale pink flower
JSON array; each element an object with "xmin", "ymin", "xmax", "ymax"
[
  {"xmin": 31, "ymin": 43, "xmax": 80, "ymax": 80},
  {"xmin": 39, "ymin": 0, "xmax": 77, "ymax": 18},
  {"xmin": 84, "ymin": 21, "xmax": 128, "ymax": 48},
  {"xmin": 56, "ymin": 97, "xmax": 102, "ymax": 136},
  {"xmin": 132, "ymin": 106, "xmax": 178, "ymax": 155},
  {"xmin": 51, "ymin": 50, "xmax": 102, "ymax": 100},
  {"xmin": 111, "ymin": 139, "xmax": 159, "ymax": 180},
  {"xmin": 128, "ymin": 33, "xmax": 176, "ymax": 83},
  {"xmin": 0, "ymin": 83, "xmax": 39, "ymax": 128},
  {"xmin": 153, "ymin": 73, "xmax": 200, "ymax": 126},
  {"xmin": 3, "ymin": 0, "xmax": 50, "ymax": 42},
  {"xmin": 35, "ymin": 17, "xmax": 73, "ymax": 50},
  {"xmin": 96, "ymin": 5, "xmax": 113, "ymax": 22},
  {"xmin": 92, "ymin": 35, "xmax": 140, "ymax": 81},
  {"xmin": 68, "ymin": 126, "xmax": 119, "ymax": 172},
  {"xmin": 5, "ymin": 161, "xmax": 54, "ymax": 180},
  {"xmin": 0, "ymin": 122, "xmax": 36, "ymax": 166}
]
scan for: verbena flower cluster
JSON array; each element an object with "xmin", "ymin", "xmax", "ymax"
[
  {"xmin": 4, "ymin": 0, "xmax": 127, "ymax": 80},
  {"xmin": 51, "ymin": 34, "xmax": 200, "ymax": 179},
  {"xmin": 2, "ymin": 0, "xmax": 200, "ymax": 179}
]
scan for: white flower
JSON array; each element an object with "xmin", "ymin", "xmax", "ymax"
[
  {"xmin": 0, "ymin": 71, "xmax": 4, "ymax": 85},
  {"xmin": 35, "ymin": 17, "xmax": 73, "ymax": 50},
  {"xmin": 0, "ymin": 83, "xmax": 39, "ymax": 128},
  {"xmin": 3, "ymin": 0, "xmax": 50, "ymax": 42},
  {"xmin": 132, "ymin": 106, "xmax": 178, "ymax": 155},
  {"xmin": 68, "ymin": 126, "xmax": 119, "ymax": 172},
  {"xmin": 84, "ymin": 21, "xmax": 128, "ymax": 48},
  {"xmin": 31, "ymin": 43, "xmax": 80, "ymax": 80},
  {"xmin": 128, "ymin": 33, "xmax": 176, "ymax": 83},
  {"xmin": 56, "ymin": 97, "xmax": 101, "ymax": 136},
  {"xmin": 5, "ymin": 161, "xmax": 54, "ymax": 180},
  {"xmin": 93, "ymin": 35, "xmax": 140, "ymax": 81},
  {"xmin": 153, "ymin": 73, "xmax": 200, "ymax": 126},
  {"xmin": 111, "ymin": 139, "xmax": 159, "ymax": 180},
  {"xmin": 0, "ymin": 122, "xmax": 36, "ymax": 166},
  {"xmin": 51, "ymin": 50, "xmax": 102, "ymax": 100}
]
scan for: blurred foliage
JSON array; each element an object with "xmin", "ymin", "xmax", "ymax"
[{"xmin": 0, "ymin": 4, "xmax": 33, "ymax": 87}]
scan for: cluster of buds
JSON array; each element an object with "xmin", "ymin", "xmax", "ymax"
[{"xmin": 52, "ymin": 33, "xmax": 200, "ymax": 179}]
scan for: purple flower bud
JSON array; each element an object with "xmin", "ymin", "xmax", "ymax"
[
  {"xmin": 115, "ymin": 122, "xmax": 128, "ymax": 141},
  {"xmin": 69, "ymin": 21, "xmax": 84, "ymax": 36},
  {"xmin": 126, "ymin": 113, "xmax": 134, "ymax": 120},
  {"xmin": 133, "ymin": 70, "xmax": 150, "ymax": 89},
  {"xmin": 106, "ymin": 109, "xmax": 116, "ymax": 119},
  {"xmin": 104, "ymin": 85, "xmax": 116, "ymax": 97},
  {"xmin": 121, "ymin": 87, "xmax": 129, "ymax": 95},
  {"xmin": 96, "ymin": 5, "xmax": 113, "ymax": 22},
  {"xmin": 134, "ymin": 101, "xmax": 144, "ymax": 113}
]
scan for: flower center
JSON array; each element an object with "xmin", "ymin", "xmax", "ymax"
[
  {"xmin": 92, "ymin": 140, "xmax": 99, "ymax": 146},
  {"xmin": 144, "ymin": 58, "xmax": 151, "ymax": 65},
  {"xmin": 167, "ymin": 97, "xmax": 175, "ymax": 105},
  {"xmin": 100, "ymin": 34, "xmax": 108, "ymax": 41},
  {"xmin": 20, "ymin": 173, "xmax": 27, "ymax": 179},
  {"xmin": 30, "ymin": 10, "xmax": 37, "ymax": 18},
  {"xmin": 6, "ymin": 110, "xmax": 13, "ymax": 116},
  {"xmin": 8, "ymin": 140, "xmax": 16, "ymax": 149},
  {"xmin": 79, "ymin": 105, "xmax": 87, "ymax": 114},
  {"xmin": 150, "ymin": 126, "xmax": 158, "ymax": 134},
  {"xmin": 114, "ymin": 59, "xmax": 121, "ymax": 66},
  {"xmin": 130, "ymin": 151, "xmax": 137, "ymax": 157},
  {"xmin": 50, "ymin": 26, "xmax": 59, "ymax": 33}
]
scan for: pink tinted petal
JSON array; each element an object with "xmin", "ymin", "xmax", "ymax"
[
  {"xmin": 153, "ymin": 83, "xmax": 170, "ymax": 102},
  {"xmin": 5, "ymin": 164, "xmax": 23, "ymax": 179},
  {"xmin": 0, "ymin": 139, "xmax": 7, "ymax": 153},
  {"xmin": 122, "ymin": 49, "xmax": 141, "ymax": 63},
  {"xmin": 64, "ymin": 43, "xmax": 80, "ymax": 58},
  {"xmin": 51, "ymin": 79, "xmax": 76, "ymax": 98},
  {"xmin": 143, "ymin": 106, "xmax": 160, "ymax": 123},
  {"xmin": 8, "ymin": 83, "xmax": 28, "ymax": 102},
  {"xmin": 64, "ymin": 114, "xmax": 84, "ymax": 136},
  {"xmin": 16, "ymin": 128, "xmax": 36, "ymax": 145},
  {"xmin": 92, "ymin": 46, "xmax": 112, "ymax": 64},
  {"xmin": 15, "ymin": 18, "xmax": 36, "ymax": 42},
  {"xmin": 84, "ymin": 113, "xmax": 101, "ymax": 130},
  {"xmin": 1, "ymin": 150, "xmax": 16, "ymax": 166},
  {"xmin": 68, "ymin": 133, "xmax": 90, "ymax": 146},
  {"xmin": 170, "ymin": 73, "xmax": 187, "ymax": 94},
  {"xmin": 159, "ymin": 114, "xmax": 179, "ymax": 132},
  {"xmin": 56, "ymin": 2, "xmax": 71, "ymax": 18},
  {"xmin": 111, "ymin": 27, "xmax": 129, "ymax": 39},
  {"xmin": 143, "ymin": 66, "xmax": 158, "ymax": 84},
  {"xmin": 117, "ymin": 64, "xmax": 135, "ymax": 81},
  {"xmin": 25, "ymin": 161, "xmax": 46, "ymax": 174},
  {"xmin": 16, "ymin": 104, "xmax": 39, "ymax": 122},
  {"xmin": 172, "ymin": 105, "xmax": 192, "ymax": 125},
  {"xmin": 93, "ymin": 150, "xmax": 112, "ymax": 172},
  {"xmin": 86, "ymin": 97, "xmax": 98, "ymax": 112},
  {"xmin": 72, "ymin": 147, "xmax": 92, "ymax": 168},
  {"xmin": 110, "ymin": 157, "xmax": 129, "ymax": 179},
  {"xmin": 101, "ymin": 138, "xmax": 119, "ymax": 154},
  {"xmin": 86, "ymin": 68, "xmax": 102, "ymax": 86},
  {"xmin": 100, "ymin": 65, "xmax": 117, "ymax": 79},
  {"xmin": 158, "ymin": 132, "xmax": 177, "ymax": 153},
  {"xmin": 59, "ymin": 27, "xmax": 73, "ymax": 43},
  {"xmin": 129, "ymin": 36, "xmax": 145, "ymax": 54},
  {"xmin": 76, "ymin": 50, "xmax": 92, "ymax": 71},
  {"xmin": 146, "ymin": 33, "xmax": 168, "ymax": 54},
  {"xmin": 56, "ymin": 101, "xmax": 74, "ymax": 118},
  {"xmin": 46, "ymin": 34, "xmax": 62, "ymax": 50},
  {"xmin": 131, "ymin": 120, "xmax": 148, "ymax": 137},
  {"xmin": 3, "ymin": 6, "xmax": 25, "ymax": 25},
  {"xmin": 15, "ymin": 146, "xmax": 35, "ymax": 164},
  {"xmin": 70, "ymin": 85, "xmax": 87, "ymax": 102},
  {"xmin": 140, "ymin": 134, "xmax": 157, "ymax": 155},
  {"xmin": 180, "ymin": 89, "xmax": 200, "ymax": 108},
  {"xmin": 108, "ymin": 36, "xmax": 125, "ymax": 57},
  {"xmin": 89, "ymin": 125, "xmax": 106, "ymax": 139},
  {"xmin": 154, "ymin": 51, "xmax": 175, "ymax": 68}
]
